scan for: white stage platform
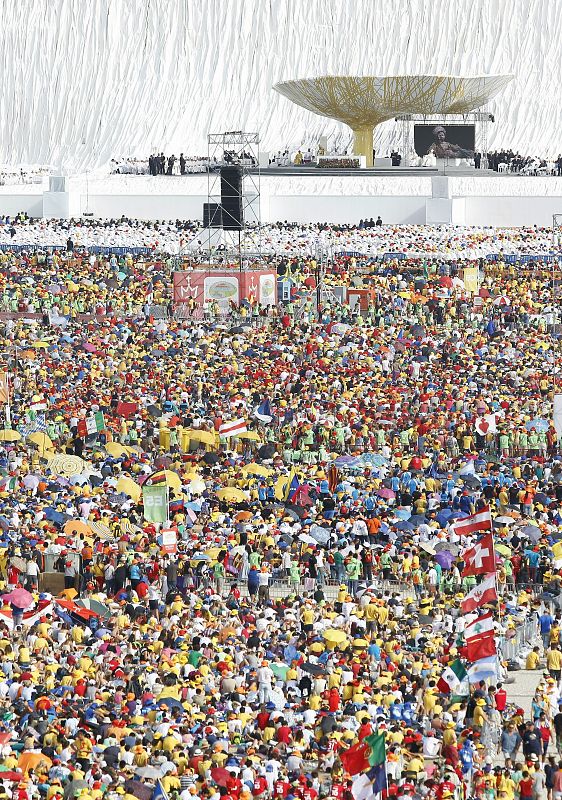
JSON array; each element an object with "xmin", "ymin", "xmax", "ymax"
[{"xmin": 2, "ymin": 173, "xmax": 562, "ymax": 226}]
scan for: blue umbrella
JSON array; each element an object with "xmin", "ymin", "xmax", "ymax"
[
  {"xmin": 409, "ymin": 515, "xmax": 428, "ymax": 527},
  {"xmin": 395, "ymin": 520, "xmax": 415, "ymax": 531},
  {"xmin": 394, "ymin": 509, "xmax": 411, "ymax": 520},
  {"xmin": 525, "ymin": 418, "xmax": 549, "ymax": 432}
]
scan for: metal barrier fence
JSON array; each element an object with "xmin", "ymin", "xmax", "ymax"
[{"xmin": 497, "ymin": 617, "xmax": 539, "ymax": 661}]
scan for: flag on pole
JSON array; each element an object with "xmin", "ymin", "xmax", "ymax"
[
  {"xmin": 219, "ymin": 418, "xmax": 247, "ymax": 437},
  {"xmin": 460, "ymin": 532, "xmax": 496, "ymax": 576},
  {"xmin": 20, "ymin": 415, "xmax": 47, "ymax": 437},
  {"xmin": 364, "ymin": 732, "xmax": 386, "ymax": 766},
  {"xmin": 452, "ymin": 506, "xmax": 492, "ymax": 538},
  {"xmin": 461, "ymin": 573, "xmax": 498, "ymax": 613},
  {"xmin": 285, "ymin": 471, "xmax": 301, "ymax": 502},
  {"xmin": 152, "ymin": 781, "xmax": 170, "ymax": 800},
  {"xmin": 464, "ymin": 611, "xmax": 495, "ymax": 641},
  {"xmin": 254, "ymin": 398, "xmax": 273, "ymax": 424},
  {"xmin": 437, "ymin": 658, "xmax": 469, "ymax": 695},
  {"xmin": 340, "ymin": 741, "xmax": 371, "ymax": 776},
  {"xmin": 467, "ymin": 655, "xmax": 498, "ymax": 682},
  {"xmin": 465, "ymin": 630, "xmax": 497, "ymax": 662},
  {"xmin": 143, "ymin": 484, "xmax": 169, "ymax": 523}
]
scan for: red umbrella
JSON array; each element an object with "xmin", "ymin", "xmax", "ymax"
[{"xmin": 210, "ymin": 768, "xmax": 231, "ymax": 788}]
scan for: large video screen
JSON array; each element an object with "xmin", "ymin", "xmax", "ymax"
[{"xmin": 414, "ymin": 124, "xmax": 475, "ymax": 159}]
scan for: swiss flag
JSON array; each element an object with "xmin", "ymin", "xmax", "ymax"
[
  {"xmin": 461, "ymin": 533, "xmax": 496, "ymax": 577},
  {"xmin": 466, "ymin": 630, "xmax": 497, "ymax": 662}
]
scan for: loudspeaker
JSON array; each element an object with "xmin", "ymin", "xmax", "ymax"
[
  {"xmin": 220, "ymin": 166, "xmax": 243, "ymax": 230},
  {"xmin": 203, "ymin": 202, "xmax": 223, "ymax": 228}
]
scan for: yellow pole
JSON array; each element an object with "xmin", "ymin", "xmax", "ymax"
[{"xmin": 353, "ymin": 127, "xmax": 374, "ymax": 167}]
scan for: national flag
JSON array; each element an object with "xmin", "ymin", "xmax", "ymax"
[
  {"xmin": 461, "ymin": 573, "xmax": 498, "ymax": 613},
  {"xmin": 364, "ymin": 732, "xmax": 386, "ymax": 766},
  {"xmin": 437, "ymin": 658, "xmax": 469, "ymax": 695},
  {"xmin": 453, "ymin": 506, "xmax": 492, "ymax": 538},
  {"xmin": 467, "ymin": 655, "xmax": 498, "ymax": 683},
  {"xmin": 20, "ymin": 415, "xmax": 47, "ymax": 438},
  {"xmin": 282, "ymin": 408, "xmax": 294, "ymax": 426},
  {"xmin": 369, "ymin": 764, "xmax": 387, "ymax": 795},
  {"xmin": 340, "ymin": 741, "xmax": 370, "ymax": 776},
  {"xmin": 352, "ymin": 768, "xmax": 386, "ymax": 800},
  {"xmin": 219, "ymin": 418, "xmax": 247, "ymax": 437},
  {"xmin": 460, "ymin": 532, "xmax": 495, "ymax": 576},
  {"xmin": 464, "ymin": 611, "xmax": 495, "ymax": 641},
  {"xmin": 77, "ymin": 411, "xmax": 105, "ymax": 438},
  {"xmin": 465, "ymin": 630, "xmax": 497, "ymax": 662},
  {"xmin": 254, "ymin": 398, "xmax": 273, "ymax": 424},
  {"xmin": 115, "ymin": 401, "xmax": 138, "ymax": 418},
  {"xmin": 153, "ymin": 781, "xmax": 169, "ymax": 800},
  {"xmin": 286, "ymin": 472, "xmax": 301, "ymax": 502}
]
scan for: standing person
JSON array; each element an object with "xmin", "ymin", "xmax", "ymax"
[
  {"xmin": 547, "ymin": 644, "xmax": 562, "ymax": 682},
  {"xmin": 257, "ymin": 660, "xmax": 274, "ymax": 704},
  {"xmin": 522, "ymin": 721, "xmax": 543, "ymax": 761},
  {"xmin": 179, "ymin": 154, "xmax": 186, "ymax": 175},
  {"xmin": 247, "ymin": 565, "xmax": 260, "ymax": 603},
  {"xmin": 64, "ymin": 559, "xmax": 77, "ymax": 590},
  {"xmin": 557, "ymin": 155, "xmax": 562, "ymax": 177}
]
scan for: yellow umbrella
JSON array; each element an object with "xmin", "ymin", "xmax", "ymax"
[
  {"xmin": 241, "ymin": 463, "xmax": 272, "ymax": 478},
  {"xmin": 105, "ymin": 442, "xmax": 130, "ymax": 457},
  {"xmin": 184, "ymin": 429, "xmax": 217, "ymax": 446},
  {"xmin": 495, "ymin": 544, "xmax": 511, "ymax": 557},
  {"xmin": 237, "ymin": 431, "xmax": 262, "ymax": 441},
  {"xmin": 115, "ymin": 476, "xmax": 142, "ymax": 502},
  {"xmin": 216, "ymin": 487, "xmax": 248, "ymax": 503},
  {"xmin": 352, "ymin": 639, "xmax": 369, "ymax": 649},
  {"xmin": 31, "ymin": 341, "xmax": 49, "ymax": 349},
  {"xmin": 0, "ymin": 430, "xmax": 21, "ymax": 442},
  {"xmin": 27, "ymin": 431, "xmax": 53, "ymax": 450},
  {"xmin": 323, "ymin": 628, "xmax": 348, "ymax": 644}
]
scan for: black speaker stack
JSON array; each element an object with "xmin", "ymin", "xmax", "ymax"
[{"xmin": 203, "ymin": 166, "xmax": 244, "ymax": 230}]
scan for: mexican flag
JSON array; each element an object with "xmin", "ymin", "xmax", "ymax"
[{"xmin": 437, "ymin": 658, "xmax": 469, "ymax": 696}]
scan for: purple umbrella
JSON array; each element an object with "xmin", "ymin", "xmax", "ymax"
[
  {"xmin": 377, "ymin": 488, "xmax": 395, "ymax": 499},
  {"xmin": 435, "ymin": 551, "xmax": 455, "ymax": 570}
]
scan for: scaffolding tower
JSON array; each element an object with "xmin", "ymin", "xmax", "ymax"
[{"xmin": 205, "ymin": 131, "xmax": 261, "ymax": 269}]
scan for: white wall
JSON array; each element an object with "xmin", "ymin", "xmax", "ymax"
[
  {"xmin": 267, "ymin": 194, "xmax": 427, "ymax": 224},
  {"xmin": 81, "ymin": 194, "xmax": 207, "ymax": 221},
  {"xmin": 0, "ymin": 194, "xmax": 43, "ymax": 217},
  {"xmin": 464, "ymin": 196, "xmax": 562, "ymax": 227}
]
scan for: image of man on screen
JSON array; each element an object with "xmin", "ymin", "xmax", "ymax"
[{"xmin": 427, "ymin": 125, "xmax": 474, "ymax": 159}]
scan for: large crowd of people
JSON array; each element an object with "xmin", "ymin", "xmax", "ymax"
[
  {"xmin": 0, "ymin": 216, "xmax": 556, "ymax": 259},
  {"xmin": 0, "ymin": 223, "xmax": 558, "ymax": 800}
]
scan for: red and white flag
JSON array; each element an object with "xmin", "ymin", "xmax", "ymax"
[
  {"xmin": 219, "ymin": 418, "xmax": 248, "ymax": 437},
  {"xmin": 461, "ymin": 574, "xmax": 498, "ymax": 614},
  {"xmin": 464, "ymin": 611, "xmax": 495, "ymax": 641},
  {"xmin": 461, "ymin": 533, "xmax": 496, "ymax": 576},
  {"xmin": 452, "ymin": 506, "xmax": 492, "ymax": 538},
  {"xmin": 465, "ymin": 630, "xmax": 497, "ymax": 662}
]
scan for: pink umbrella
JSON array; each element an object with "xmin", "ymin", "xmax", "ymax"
[
  {"xmin": 377, "ymin": 488, "xmax": 396, "ymax": 499},
  {"xmin": 3, "ymin": 588, "xmax": 34, "ymax": 609}
]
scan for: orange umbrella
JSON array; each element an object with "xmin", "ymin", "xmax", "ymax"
[
  {"xmin": 63, "ymin": 520, "xmax": 91, "ymax": 537},
  {"xmin": 18, "ymin": 752, "xmax": 52, "ymax": 775}
]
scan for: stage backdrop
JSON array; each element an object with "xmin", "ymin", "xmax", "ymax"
[{"xmin": 414, "ymin": 124, "xmax": 475, "ymax": 158}]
